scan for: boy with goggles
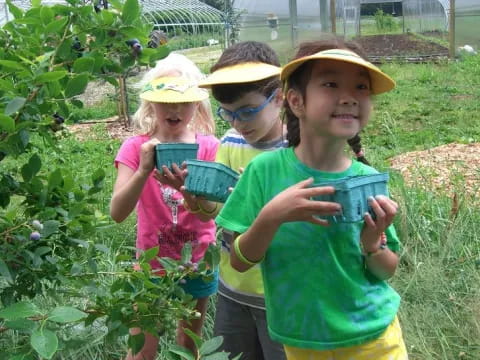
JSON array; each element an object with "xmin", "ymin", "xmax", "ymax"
[{"xmin": 197, "ymin": 41, "xmax": 287, "ymax": 360}]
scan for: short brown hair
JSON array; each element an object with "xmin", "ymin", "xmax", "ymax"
[{"xmin": 210, "ymin": 41, "xmax": 281, "ymax": 103}]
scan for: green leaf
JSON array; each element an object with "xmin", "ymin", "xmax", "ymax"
[
  {"xmin": 127, "ymin": 333, "xmax": 145, "ymax": 355},
  {"xmin": 44, "ymin": 16, "xmax": 68, "ymax": 34},
  {"xmin": 181, "ymin": 242, "xmax": 192, "ymax": 264},
  {"xmin": 25, "ymin": 153, "xmax": 41, "ymax": 181},
  {"xmin": 70, "ymin": 99, "xmax": 84, "ymax": 108},
  {"xmin": 42, "ymin": 220, "xmax": 60, "ymax": 238},
  {"xmin": 5, "ymin": 318, "xmax": 37, "ymax": 332},
  {"xmin": 183, "ymin": 328, "xmax": 202, "ymax": 351},
  {"xmin": 115, "ymin": 254, "xmax": 132, "ymax": 263},
  {"xmin": 48, "ymin": 306, "xmax": 87, "ymax": 323},
  {"xmin": 0, "ymin": 258, "xmax": 13, "ymax": 284},
  {"xmin": 73, "ymin": 57, "xmax": 95, "ymax": 73},
  {"xmin": 199, "ymin": 336, "xmax": 223, "ymax": 356},
  {"xmin": 48, "ymin": 168, "xmax": 62, "ymax": 190},
  {"xmin": 168, "ymin": 345, "xmax": 195, "ymax": 360},
  {"xmin": 5, "ymin": 97, "xmax": 26, "ymax": 116},
  {"xmin": 21, "ymin": 154, "xmax": 41, "ymax": 182},
  {"xmin": 34, "ymin": 247, "xmax": 51, "ymax": 258},
  {"xmin": 121, "ymin": 0, "xmax": 140, "ymax": 25},
  {"xmin": 6, "ymin": 0, "xmax": 23, "ymax": 19},
  {"xmin": 40, "ymin": 6, "xmax": 54, "ymax": 25},
  {"xmin": 70, "ymin": 262, "xmax": 83, "ymax": 275},
  {"xmin": 140, "ymin": 246, "xmax": 159, "ymax": 263},
  {"xmin": 159, "ymin": 257, "xmax": 178, "ymax": 271},
  {"xmin": 64, "ymin": 74, "xmax": 89, "ymax": 98},
  {"xmin": 0, "ymin": 78, "xmax": 15, "ymax": 92},
  {"xmin": 101, "ymin": 9, "xmax": 115, "ymax": 26},
  {"xmin": 0, "ymin": 115, "xmax": 15, "ymax": 133},
  {"xmin": 0, "ymin": 60, "xmax": 27, "ymax": 71},
  {"xmin": 31, "ymin": 328, "xmax": 58, "ymax": 359},
  {"xmin": 94, "ymin": 244, "xmax": 109, "ymax": 254},
  {"xmin": 203, "ymin": 353, "xmax": 231, "ymax": 360},
  {"xmin": 0, "ymin": 301, "xmax": 41, "ymax": 320},
  {"xmin": 14, "ymin": 17, "xmax": 41, "ymax": 25},
  {"xmin": 35, "ymin": 71, "xmax": 68, "ymax": 84},
  {"xmin": 92, "ymin": 168, "xmax": 105, "ymax": 187}
]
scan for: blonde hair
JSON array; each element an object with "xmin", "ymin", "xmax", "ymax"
[{"xmin": 133, "ymin": 53, "xmax": 215, "ymax": 135}]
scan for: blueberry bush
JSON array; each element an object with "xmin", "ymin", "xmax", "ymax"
[{"xmin": 0, "ymin": 0, "xmax": 225, "ymax": 358}]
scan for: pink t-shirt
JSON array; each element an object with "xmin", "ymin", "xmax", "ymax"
[{"xmin": 115, "ymin": 134, "xmax": 220, "ymax": 269}]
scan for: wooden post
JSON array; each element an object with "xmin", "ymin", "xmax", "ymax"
[
  {"xmin": 319, "ymin": 0, "xmax": 329, "ymax": 32},
  {"xmin": 289, "ymin": 0, "xmax": 298, "ymax": 48},
  {"xmin": 118, "ymin": 76, "xmax": 130, "ymax": 128},
  {"xmin": 449, "ymin": 0, "xmax": 456, "ymax": 59},
  {"xmin": 330, "ymin": 0, "xmax": 336, "ymax": 34}
]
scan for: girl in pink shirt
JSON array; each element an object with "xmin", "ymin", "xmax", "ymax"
[{"xmin": 110, "ymin": 53, "xmax": 219, "ymax": 360}]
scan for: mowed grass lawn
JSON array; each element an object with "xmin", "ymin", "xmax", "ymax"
[{"xmin": 12, "ymin": 54, "xmax": 479, "ymax": 359}]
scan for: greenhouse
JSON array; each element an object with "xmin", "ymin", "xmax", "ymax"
[
  {"xmin": 455, "ymin": 0, "xmax": 480, "ymax": 48},
  {"xmin": 232, "ymin": 0, "xmax": 479, "ymax": 60},
  {"xmin": 140, "ymin": 0, "xmax": 225, "ymax": 49}
]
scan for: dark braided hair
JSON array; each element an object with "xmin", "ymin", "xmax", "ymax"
[
  {"xmin": 347, "ymin": 134, "xmax": 370, "ymax": 165},
  {"xmin": 210, "ymin": 41, "xmax": 281, "ymax": 103},
  {"xmin": 283, "ymin": 36, "xmax": 371, "ymax": 165}
]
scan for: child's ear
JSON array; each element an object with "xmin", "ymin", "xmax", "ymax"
[{"xmin": 286, "ymin": 88, "xmax": 304, "ymax": 117}]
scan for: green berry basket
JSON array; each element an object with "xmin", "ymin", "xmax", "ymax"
[
  {"xmin": 155, "ymin": 143, "xmax": 199, "ymax": 171},
  {"xmin": 311, "ymin": 173, "xmax": 389, "ymax": 223},
  {"xmin": 185, "ymin": 160, "xmax": 239, "ymax": 203}
]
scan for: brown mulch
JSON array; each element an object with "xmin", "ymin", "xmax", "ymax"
[
  {"xmin": 354, "ymin": 33, "xmax": 448, "ymax": 58},
  {"xmin": 68, "ymin": 117, "xmax": 135, "ymax": 141},
  {"xmin": 389, "ymin": 143, "xmax": 480, "ymax": 198}
]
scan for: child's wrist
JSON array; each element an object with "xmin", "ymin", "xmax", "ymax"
[
  {"xmin": 137, "ymin": 168, "xmax": 151, "ymax": 178},
  {"xmin": 361, "ymin": 232, "xmax": 387, "ymax": 255},
  {"xmin": 197, "ymin": 200, "xmax": 218, "ymax": 216},
  {"xmin": 183, "ymin": 199, "xmax": 201, "ymax": 214}
]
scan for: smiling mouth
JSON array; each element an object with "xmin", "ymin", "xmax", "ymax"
[{"xmin": 333, "ymin": 114, "xmax": 358, "ymax": 120}]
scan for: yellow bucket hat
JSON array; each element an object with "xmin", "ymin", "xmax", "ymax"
[
  {"xmin": 198, "ymin": 62, "xmax": 281, "ymax": 88},
  {"xmin": 281, "ymin": 49, "xmax": 395, "ymax": 95},
  {"xmin": 140, "ymin": 77, "xmax": 209, "ymax": 103}
]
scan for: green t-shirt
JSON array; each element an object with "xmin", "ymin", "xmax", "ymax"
[
  {"xmin": 216, "ymin": 147, "xmax": 401, "ymax": 350},
  {"xmin": 215, "ymin": 128, "xmax": 286, "ymax": 308}
]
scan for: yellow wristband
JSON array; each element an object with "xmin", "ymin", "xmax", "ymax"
[
  {"xmin": 233, "ymin": 235, "xmax": 263, "ymax": 266},
  {"xmin": 183, "ymin": 199, "xmax": 201, "ymax": 214},
  {"xmin": 198, "ymin": 201, "xmax": 218, "ymax": 216}
]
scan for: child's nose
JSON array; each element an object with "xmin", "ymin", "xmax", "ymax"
[
  {"xmin": 339, "ymin": 91, "xmax": 358, "ymax": 106},
  {"xmin": 166, "ymin": 103, "xmax": 181, "ymax": 112}
]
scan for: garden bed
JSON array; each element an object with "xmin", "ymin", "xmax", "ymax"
[{"xmin": 354, "ymin": 33, "xmax": 449, "ymax": 62}]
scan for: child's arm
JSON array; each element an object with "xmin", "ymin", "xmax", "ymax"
[
  {"xmin": 360, "ymin": 195, "xmax": 400, "ymax": 280},
  {"xmin": 110, "ymin": 139, "xmax": 158, "ymax": 223},
  {"xmin": 231, "ymin": 178, "xmax": 341, "ymax": 272}
]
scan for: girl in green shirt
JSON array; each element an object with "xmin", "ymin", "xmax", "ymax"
[{"xmin": 217, "ymin": 38, "xmax": 408, "ymax": 359}]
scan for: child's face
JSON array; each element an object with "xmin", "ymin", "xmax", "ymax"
[
  {"xmin": 218, "ymin": 90, "xmax": 282, "ymax": 144},
  {"xmin": 152, "ymin": 101, "xmax": 198, "ymax": 134},
  {"xmin": 290, "ymin": 60, "xmax": 372, "ymax": 141}
]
